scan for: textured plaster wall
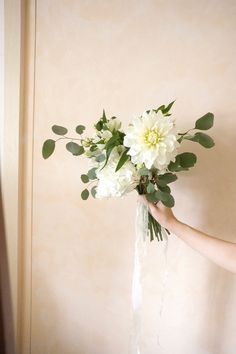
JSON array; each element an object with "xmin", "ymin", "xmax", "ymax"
[{"xmin": 27, "ymin": 1, "xmax": 236, "ymax": 353}]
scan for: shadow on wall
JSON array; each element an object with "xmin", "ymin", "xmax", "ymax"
[
  {"xmin": 186, "ymin": 124, "xmax": 236, "ymax": 354},
  {"xmin": 0, "ymin": 177, "xmax": 15, "ymax": 354}
]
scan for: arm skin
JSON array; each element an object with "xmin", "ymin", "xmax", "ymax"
[{"xmin": 141, "ymin": 197, "xmax": 236, "ymax": 273}]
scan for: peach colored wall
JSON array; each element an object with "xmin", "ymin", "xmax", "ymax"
[{"xmin": 21, "ymin": 1, "xmax": 236, "ymax": 353}]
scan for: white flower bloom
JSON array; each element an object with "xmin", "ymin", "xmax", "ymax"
[
  {"xmin": 100, "ymin": 130, "xmax": 112, "ymax": 141},
  {"xmin": 124, "ymin": 110, "xmax": 179, "ymax": 172},
  {"xmin": 95, "ymin": 147, "xmax": 139, "ymax": 198},
  {"xmin": 106, "ymin": 118, "xmax": 122, "ymax": 132}
]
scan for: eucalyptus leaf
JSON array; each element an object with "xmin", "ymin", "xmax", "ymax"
[
  {"xmin": 88, "ymin": 167, "xmax": 97, "ymax": 180},
  {"xmin": 81, "ymin": 189, "xmax": 89, "ymax": 200},
  {"xmin": 162, "ymin": 194, "xmax": 175, "ymax": 208},
  {"xmin": 158, "ymin": 185, "xmax": 171, "ymax": 194},
  {"xmin": 147, "ymin": 182, "xmax": 155, "ymax": 194},
  {"xmin": 42, "ymin": 139, "xmax": 55, "ymax": 159},
  {"xmin": 155, "ymin": 190, "xmax": 170, "ymax": 202},
  {"xmin": 66, "ymin": 142, "xmax": 84, "ymax": 156},
  {"xmin": 195, "ymin": 112, "xmax": 214, "ymax": 130},
  {"xmin": 138, "ymin": 167, "xmax": 150, "ymax": 176},
  {"xmin": 178, "ymin": 152, "xmax": 197, "ymax": 168},
  {"xmin": 168, "ymin": 156, "xmax": 189, "ymax": 172},
  {"xmin": 91, "ymin": 186, "xmax": 97, "ymax": 198},
  {"xmin": 158, "ymin": 173, "xmax": 177, "ymax": 185},
  {"xmin": 76, "ymin": 125, "xmax": 86, "ymax": 135},
  {"xmin": 81, "ymin": 174, "xmax": 89, "ymax": 183},
  {"xmin": 52, "ymin": 125, "xmax": 68, "ymax": 136},
  {"xmin": 95, "ymin": 154, "xmax": 106, "ymax": 162},
  {"xmin": 185, "ymin": 132, "xmax": 215, "ymax": 148},
  {"xmin": 146, "ymin": 192, "xmax": 159, "ymax": 203}
]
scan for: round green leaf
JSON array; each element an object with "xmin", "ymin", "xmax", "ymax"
[
  {"xmin": 146, "ymin": 192, "xmax": 159, "ymax": 203},
  {"xmin": 42, "ymin": 139, "xmax": 55, "ymax": 159},
  {"xmin": 158, "ymin": 173, "xmax": 177, "ymax": 185},
  {"xmin": 81, "ymin": 189, "xmax": 89, "ymax": 200},
  {"xmin": 162, "ymin": 194, "xmax": 175, "ymax": 208},
  {"xmin": 66, "ymin": 142, "xmax": 84, "ymax": 156},
  {"xmin": 179, "ymin": 152, "xmax": 197, "ymax": 168},
  {"xmin": 81, "ymin": 174, "xmax": 89, "ymax": 183},
  {"xmin": 88, "ymin": 167, "xmax": 97, "ymax": 180},
  {"xmin": 52, "ymin": 125, "xmax": 68, "ymax": 135},
  {"xmin": 158, "ymin": 185, "xmax": 171, "ymax": 194},
  {"xmin": 91, "ymin": 186, "xmax": 97, "ymax": 198},
  {"xmin": 138, "ymin": 167, "xmax": 150, "ymax": 176},
  {"xmin": 95, "ymin": 154, "xmax": 106, "ymax": 162},
  {"xmin": 194, "ymin": 132, "xmax": 215, "ymax": 148},
  {"xmin": 195, "ymin": 112, "xmax": 214, "ymax": 130},
  {"xmin": 76, "ymin": 125, "xmax": 86, "ymax": 135},
  {"xmin": 147, "ymin": 182, "xmax": 155, "ymax": 194},
  {"xmin": 155, "ymin": 190, "xmax": 170, "ymax": 202}
]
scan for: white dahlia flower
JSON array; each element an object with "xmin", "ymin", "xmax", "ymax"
[
  {"xmin": 124, "ymin": 110, "xmax": 179, "ymax": 172},
  {"xmin": 95, "ymin": 147, "xmax": 139, "ymax": 198}
]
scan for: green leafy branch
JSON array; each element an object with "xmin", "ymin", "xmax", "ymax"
[
  {"xmin": 178, "ymin": 112, "xmax": 215, "ymax": 148},
  {"xmin": 42, "ymin": 124, "xmax": 86, "ymax": 159}
]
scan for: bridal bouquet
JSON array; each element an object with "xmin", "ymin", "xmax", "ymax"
[{"xmin": 42, "ymin": 101, "xmax": 214, "ymax": 241}]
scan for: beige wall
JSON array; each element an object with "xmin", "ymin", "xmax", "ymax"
[{"xmin": 18, "ymin": 0, "xmax": 236, "ymax": 353}]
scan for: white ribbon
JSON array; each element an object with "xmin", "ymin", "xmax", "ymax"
[
  {"xmin": 130, "ymin": 200, "xmax": 148, "ymax": 354},
  {"xmin": 130, "ymin": 200, "xmax": 169, "ymax": 354}
]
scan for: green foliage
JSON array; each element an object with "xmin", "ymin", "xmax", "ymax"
[
  {"xmin": 162, "ymin": 194, "xmax": 175, "ymax": 208},
  {"xmin": 81, "ymin": 174, "xmax": 89, "ymax": 183},
  {"xmin": 138, "ymin": 167, "xmax": 150, "ymax": 176},
  {"xmin": 101, "ymin": 109, "xmax": 107, "ymax": 123},
  {"xmin": 91, "ymin": 186, "xmax": 97, "ymax": 198},
  {"xmin": 147, "ymin": 100, "xmax": 176, "ymax": 117},
  {"xmin": 169, "ymin": 152, "xmax": 197, "ymax": 171},
  {"xmin": 76, "ymin": 125, "xmax": 86, "ymax": 135},
  {"xmin": 102, "ymin": 131, "xmax": 125, "ymax": 170},
  {"xmin": 158, "ymin": 173, "xmax": 177, "ymax": 186},
  {"xmin": 115, "ymin": 149, "xmax": 130, "ymax": 172},
  {"xmin": 147, "ymin": 182, "xmax": 155, "ymax": 194},
  {"xmin": 95, "ymin": 154, "xmax": 106, "ymax": 162},
  {"xmin": 184, "ymin": 132, "xmax": 215, "ymax": 148},
  {"xmin": 52, "ymin": 125, "xmax": 68, "ymax": 135},
  {"xmin": 146, "ymin": 191, "xmax": 159, "ymax": 203},
  {"xmin": 66, "ymin": 142, "xmax": 84, "ymax": 156},
  {"xmin": 161, "ymin": 100, "xmax": 176, "ymax": 115},
  {"xmin": 42, "ymin": 139, "xmax": 55, "ymax": 159},
  {"xmin": 87, "ymin": 168, "xmax": 97, "ymax": 180},
  {"xmin": 195, "ymin": 112, "xmax": 214, "ymax": 130},
  {"xmin": 81, "ymin": 189, "xmax": 89, "ymax": 200},
  {"xmin": 158, "ymin": 185, "xmax": 171, "ymax": 194},
  {"xmin": 178, "ymin": 152, "xmax": 197, "ymax": 168},
  {"xmin": 95, "ymin": 121, "xmax": 103, "ymax": 131},
  {"xmin": 155, "ymin": 190, "xmax": 170, "ymax": 202}
]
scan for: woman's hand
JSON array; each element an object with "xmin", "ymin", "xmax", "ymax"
[{"xmin": 140, "ymin": 196, "xmax": 178, "ymax": 231}]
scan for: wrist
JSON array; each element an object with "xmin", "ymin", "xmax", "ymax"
[{"xmin": 167, "ymin": 217, "xmax": 182, "ymax": 234}]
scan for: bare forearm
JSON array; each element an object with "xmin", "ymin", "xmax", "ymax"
[{"xmin": 169, "ymin": 219, "xmax": 236, "ymax": 273}]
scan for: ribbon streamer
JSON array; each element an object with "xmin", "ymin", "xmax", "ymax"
[
  {"xmin": 130, "ymin": 200, "xmax": 169, "ymax": 354},
  {"xmin": 130, "ymin": 200, "xmax": 148, "ymax": 354}
]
